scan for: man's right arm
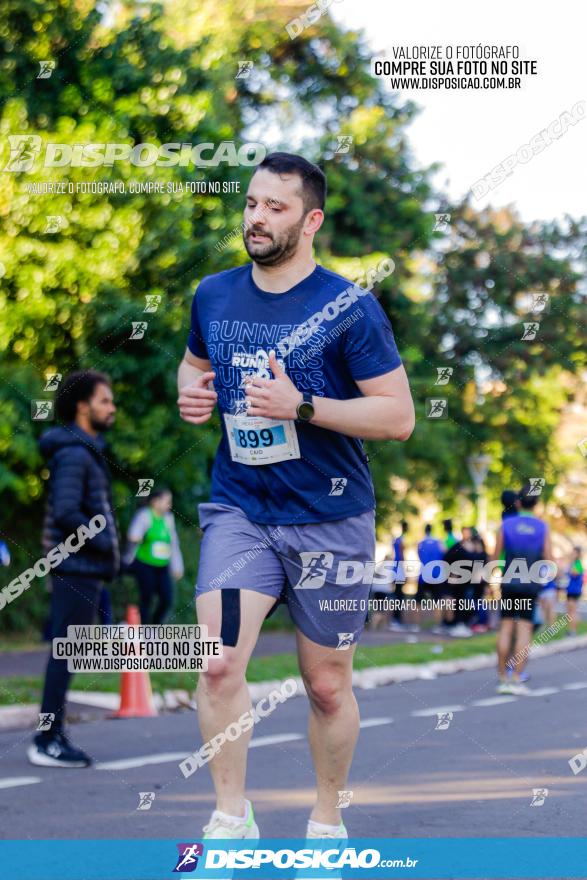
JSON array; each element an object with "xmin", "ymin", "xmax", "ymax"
[{"xmin": 177, "ymin": 348, "xmax": 217, "ymax": 425}]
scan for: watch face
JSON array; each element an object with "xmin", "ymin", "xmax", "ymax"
[{"xmin": 297, "ymin": 401, "xmax": 314, "ymax": 421}]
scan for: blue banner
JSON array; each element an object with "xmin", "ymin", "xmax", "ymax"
[{"xmin": 1, "ymin": 838, "xmax": 586, "ymax": 879}]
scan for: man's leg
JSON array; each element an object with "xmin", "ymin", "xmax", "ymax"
[
  {"xmin": 393, "ymin": 577, "xmax": 404, "ymax": 623},
  {"xmin": 296, "ymin": 629, "xmax": 358, "ymax": 826},
  {"xmin": 40, "ymin": 573, "xmax": 102, "ymax": 733},
  {"xmin": 497, "ymin": 616, "xmax": 515, "ymax": 679},
  {"xmin": 567, "ymin": 597, "xmax": 578, "ymax": 635},
  {"xmin": 512, "ymin": 619, "xmax": 534, "ymax": 677},
  {"xmin": 196, "ymin": 588, "xmax": 276, "ymax": 817}
]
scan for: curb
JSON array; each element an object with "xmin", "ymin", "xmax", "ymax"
[{"xmin": 247, "ymin": 632, "xmax": 587, "ymax": 700}]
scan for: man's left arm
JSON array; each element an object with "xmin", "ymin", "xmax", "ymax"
[
  {"xmin": 309, "ymin": 366, "xmax": 414, "ymax": 441},
  {"xmin": 245, "ymin": 351, "xmax": 414, "ymax": 442}
]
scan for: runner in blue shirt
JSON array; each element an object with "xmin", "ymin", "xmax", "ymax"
[
  {"xmin": 177, "ymin": 153, "xmax": 415, "ymax": 841},
  {"xmin": 493, "ymin": 484, "xmax": 553, "ymax": 695}
]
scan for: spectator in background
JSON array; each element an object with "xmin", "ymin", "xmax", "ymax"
[
  {"xmin": 470, "ymin": 528, "xmax": 489, "ymax": 632},
  {"xmin": 416, "ymin": 524, "xmax": 446, "ymax": 633},
  {"xmin": 443, "ymin": 518, "xmax": 458, "ymax": 550},
  {"xmin": 444, "ymin": 526, "xmax": 480, "ymax": 638},
  {"xmin": 0, "ymin": 539, "xmax": 10, "ymax": 567},
  {"xmin": 389, "ymin": 520, "xmax": 408, "ymax": 632},
  {"xmin": 124, "ymin": 488, "xmax": 184, "ymax": 625},
  {"xmin": 28, "ymin": 371, "xmax": 119, "ymax": 769},
  {"xmin": 501, "ymin": 489, "xmax": 519, "ymax": 520},
  {"xmin": 566, "ymin": 547, "xmax": 584, "ymax": 637}
]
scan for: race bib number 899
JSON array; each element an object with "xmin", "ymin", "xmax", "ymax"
[{"xmin": 224, "ymin": 414, "xmax": 300, "ymax": 466}]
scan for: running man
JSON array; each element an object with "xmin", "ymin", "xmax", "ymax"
[
  {"xmin": 493, "ymin": 483, "xmax": 553, "ymax": 695},
  {"xmin": 177, "ymin": 152, "xmax": 414, "ymax": 839},
  {"xmin": 566, "ymin": 546, "xmax": 584, "ymax": 636}
]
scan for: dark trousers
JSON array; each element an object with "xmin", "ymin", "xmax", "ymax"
[
  {"xmin": 98, "ymin": 586, "xmax": 113, "ymax": 625},
  {"xmin": 40, "ymin": 573, "xmax": 102, "ymax": 734},
  {"xmin": 393, "ymin": 577, "xmax": 405, "ymax": 621},
  {"xmin": 452, "ymin": 583, "xmax": 476, "ymax": 624},
  {"xmin": 132, "ymin": 559, "xmax": 173, "ymax": 624}
]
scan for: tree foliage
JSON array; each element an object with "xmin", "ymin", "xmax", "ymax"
[{"xmin": 1, "ymin": 0, "xmax": 585, "ymax": 632}]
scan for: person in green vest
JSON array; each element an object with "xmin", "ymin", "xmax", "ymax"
[
  {"xmin": 125, "ymin": 488, "xmax": 184, "ymax": 624},
  {"xmin": 442, "ymin": 518, "xmax": 458, "ymax": 550}
]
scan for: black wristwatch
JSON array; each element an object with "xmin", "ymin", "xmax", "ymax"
[{"xmin": 296, "ymin": 391, "xmax": 315, "ymax": 422}]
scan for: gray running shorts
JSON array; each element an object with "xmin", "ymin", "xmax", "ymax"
[{"xmin": 195, "ymin": 502, "xmax": 376, "ymax": 649}]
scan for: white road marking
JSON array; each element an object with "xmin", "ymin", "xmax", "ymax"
[
  {"xmin": 359, "ymin": 717, "xmax": 394, "ymax": 728},
  {"xmin": 249, "ymin": 734, "xmax": 303, "ymax": 748},
  {"xmin": 525, "ymin": 687, "xmax": 559, "ymax": 697},
  {"xmin": 0, "ymin": 776, "xmax": 41, "ymax": 790},
  {"xmin": 97, "ymin": 752, "xmax": 190, "ymax": 771},
  {"xmin": 96, "ymin": 734, "xmax": 303, "ymax": 770},
  {"xmin": 471, "ymin": 696, "xmax": 518, "ymax": 707},
  {"xmin": 563, "ymin": 682, "xmax": 587, "ymax": 690},
  {"xmin": 411, "ymin": 705, "xmax": 465, "ymax": 717}
]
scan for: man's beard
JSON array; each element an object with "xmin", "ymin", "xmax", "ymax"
[
  {"xmin": 243, "ymin": 215, "xmax": 306, "ymax": 266},
  {"xmin": 89, "ymin": 414, "xmax": 114, "ymax": 432}
]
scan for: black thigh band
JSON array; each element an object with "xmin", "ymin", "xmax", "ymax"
[{"xmin": 220, "ymin": 589, "xmax": 241, "ymax": 647}]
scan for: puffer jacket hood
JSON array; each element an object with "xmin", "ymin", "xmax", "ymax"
[{"xmin": 40, "ymin": 424, "xmax": 106, "ymax": 460}]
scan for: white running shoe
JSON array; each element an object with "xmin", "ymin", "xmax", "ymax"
[
  {"xmin": 304, "ymin": 821, "xmax": 348, "ymax": 880},
  {"xmin": 508, "ymin": 681, "xmax": 531, "ymax": 696},
  {"xmin": 306, "ymin": 819, "xmax": 348, "ymax": 839},
  {"xmin": 497, "ymin": 680, "xmax": 529, "ymax": 696},
  {"xmin": 497, "ymin": 680, "xmax": 514, "ymax": 695},
  {"xmin": 203, "ymin": 799, "xmax": 259, "ymax": 839}
]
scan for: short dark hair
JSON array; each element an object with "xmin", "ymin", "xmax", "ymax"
[
  {"xmin": 137, "ymin": 486, "xmax": 172, "ymax": 509},
  {"xmin": 401, "ymin": 520, "xmax": 408, "ymax": 532},
  {"xmin": 424, "ymin": 524, "xmax": 432, "ymax": 536},
  {"xmin": 501, "ymin": 489, "xmax": 518, "ymax": 511},
  {"xmin": 55, "ymin": 370, "xmax": 111, "ymax": 422},
  {"xmin": 518, "ymin": 483, "xmax": 539, "ymax": 510},
  {"xmin": 255, "ymin": 152, "xmax": 326, "ymax": 213},
  {"xmin": 151, "ymin": 487, "xmax": 171, "ymax": 501},
  {"xmin": 443, "ymin": 518, "xmax": 453, "ymax": 532}
]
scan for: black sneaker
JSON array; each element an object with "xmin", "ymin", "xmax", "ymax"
[{"xmin": 27, "ymin": 731, "xmax": 92, "ymax": 768}]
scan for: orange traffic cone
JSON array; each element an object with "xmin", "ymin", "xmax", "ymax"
[{"xmin": 111, "ymin": 605, "xmax": 157, "ymax": 718}]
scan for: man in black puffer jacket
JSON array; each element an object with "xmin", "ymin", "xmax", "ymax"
[{"xmin": 28, "ymin": 370, "xmax": 119, "ymax": 769}]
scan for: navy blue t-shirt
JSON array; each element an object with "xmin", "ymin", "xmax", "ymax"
[{"xmin": 186, "ymin": 263, "xmax": 402, "ymax": 524}]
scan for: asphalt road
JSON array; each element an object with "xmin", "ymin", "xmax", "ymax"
[{"xmin": 2, "ymin": 645, "xmax": 587, "ymax": 848}]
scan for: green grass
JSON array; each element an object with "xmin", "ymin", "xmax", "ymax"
[{"xmin": 1, "ymin": 617, "xmax": 583, "ymax": 707}]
